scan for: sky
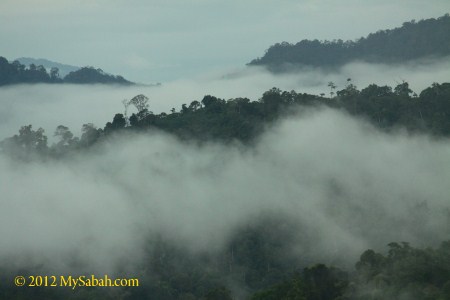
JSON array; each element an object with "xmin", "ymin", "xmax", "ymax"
[
  {"xmin": 1, "ymin": 1, "xmax": 450, "ymax": 291},
  {"xmin": 1, "ymin": 58, "xmax": 450, "ymax": 141},
  {"xmin": 0, "ymin": 0, "xmax": 449, "ymax": 83}
]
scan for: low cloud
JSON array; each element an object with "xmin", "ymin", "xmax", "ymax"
[
  {"xmin": 1, "ymin": 58, "xmax": 449, "ymax": 141},
  {"xmin": 1, "ymin": 108, "xmax": 449, "ymax": 275},
  {"xmin": 1, "ymin": 0, "xmax": 448, "ymax": 82}
]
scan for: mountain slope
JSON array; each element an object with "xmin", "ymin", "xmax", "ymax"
[
  {"xmin": 0, "ymin": 56, "xmax": 134, "ymax": 85},
  {"xmin": 16, "ymin": 57, "xmax": 80, "ymax": 77},
  {"xmin": 64, "ymin": 66, "xmax": 132, "ymax": 84},
  {"xmin": 249, "ymin": 14, "xmax": 450, "ymax": 71}
]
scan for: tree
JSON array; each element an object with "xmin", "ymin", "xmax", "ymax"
[
  {"xmin": 54, "ymin": 125, "xmax": 75, "ymax": 146},
  {"xmin": 122, "ymin": 98, "xmax": 131, "ymax": 125},
  {"xmin": 64, "ymin": 67, "xmax": 132, "ymax": 84},
  {"xmin": 394, "ymin": 81, "xmax": 413, "ymax": 97},
  {"xmin": 337, "ymin": 82, "xmax": 359, "ymax": 98},
  {"xmin": 188, "ymin": 100, "xmax": 201, "ymax": 111},
  {"xmin": 328, "ymin": 82, "xmax": 337, "ymax": 97},
  {"xmin": 50, "ymin": 67, "xmax": 60, "ymax": 81},
  {"xmin": 201, "ymin": 95, "xmax": 225, "ymax": 113},
  {"xmin": 0, "ymin": 56, "xmax": 16, "ymax": 85},
  {"xmin": 204, "ymin": 286, "xmax": 233, "ymax": 300},
  {"xmin": 80, "ymin": 123, "xmax": 100, "ymax": 147},
  {"xmin": 360, "ymin": 84, "xmax": 393, "ymax": 98},
  {"xmin": 181, "ymin": 104, "xmax": 189, "ymax": 114},
  {"xmin": 17, "ymin": 125, "xmax": 48, "ymax": 152},
  {"xmin": 124, "ymin": 95, "xmax": 152, "ymax": 127},
  {"xmin": 104, "ymin": 114, "xmax": 126, "ymax": 132},
  {"xmin": 0, "ymin": 125, "xmax": 48, "ymax": 159},
  {"xmin": 51, "ymin": 125, "xmax": 77, "ymax": 156},
  {"xmin": 129, "ymin": 94, "xmax": 149, "ymax": 112},
  {"xmin": 248, "ymin": 14, "xmax": 450, "ymax": 70}
]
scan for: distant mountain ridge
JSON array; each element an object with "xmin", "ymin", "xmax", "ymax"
[
  {"xmin": 15, "ymin": 57, "xmax": 80, "ymax": 77},
  {"xmin": 0, "ymin": 56, "xmax": 133, "ymax": 86},
  {"xmin": 249, "ymin": 14, "xmax": 450, "ymax": 71}
]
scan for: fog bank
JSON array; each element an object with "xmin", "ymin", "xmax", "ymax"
[
  {"xmin": 1, "ymin": 58, "xmax": 449, "ymax": 141},
  {"xmin": 1, "ymin": 108, "xmax": 449, "ymax": 274}
]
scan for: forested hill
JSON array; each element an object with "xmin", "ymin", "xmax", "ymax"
[
  {"xmin": 248, "ymin": 14, "xmax": 450, "ymax": 71},
  {"xmin": 1, "ymin": 81, "xmax": 450, "ymax": 299},
  {"xmin": 15, "ymin": 57, "xmax": 80, "ymax": 77},
  {"xmin": 2, "ymin": 81, "xmax": 450, "ymax": 160},
  {"xmin": 0, "ymin": 56, "xmax": 133, "ymax": 86}
]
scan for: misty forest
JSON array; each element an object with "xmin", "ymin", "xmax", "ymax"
[{"xmin": 1, "ymin": 7, "xmax": 450, "ymax": 300}]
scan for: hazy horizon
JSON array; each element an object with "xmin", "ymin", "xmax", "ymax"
[
  {"xmin": 0, "ymin": 0, "xmax": 448, "ymax": 83},
  {"xmin": 1, "ymin": 57, "xmax": 449, "ymax": 141},
  {"xmin": 1, "ymin": 1, "xmax": 450, "ymax": 298}
]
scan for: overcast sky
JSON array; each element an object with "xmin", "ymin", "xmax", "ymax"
[{"xmin": 0, "ymin": 0, "xmax": 449, "ymax": 83}]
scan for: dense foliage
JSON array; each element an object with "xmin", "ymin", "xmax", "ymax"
[
  {"xmin": 1, "ymin": 81, "xmax": 449, "ymax": 299},
  {"xmin": 64, "ymin": 67, "xmax": 131, "ymax": 84},
  {"xmin": 16, "ymin": 57, "xmax": 80, "ymax": 77},
  {"xmin": 2, "ymin": 81, "xmax": 449, "ymax": 161},
  {"xmin": 1, "ymin": 228, "xmax": 449, "ymax": 299},
  {"xmin": 251, "ymin": 241, "xmax": 450, "ymax": 300},
  {"xmin": 0, "ymin": 56, "xmax": 133, "ymax": 85},
  {"xmin": 249, "ymin": 14, "xmax": 450, "ymax": 71}
]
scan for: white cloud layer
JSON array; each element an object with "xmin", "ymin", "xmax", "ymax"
[
  {"xmin": 0, "ymin": 59, "xmax": 449, "ymax": 141},
  {"xmin": 1, "ymin": 108, "xmax": 449, "ymax": 275}
]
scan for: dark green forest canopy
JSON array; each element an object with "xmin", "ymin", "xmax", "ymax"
[
  {"xmin": 1, "ymin": 226, "xmax": 449, "ymax": 299},
  {"xmin": 1, "ymin": 82, "xmax": 449, "ymax": 299},
  {"xmin": 249, "ymin": 14, "xmax": 450, "ymax": 71},
  {"xmin": 251, "ymin": 241, "xmax": 450, "ymax": 300},
  {"xmin": 63, "ymin": 67, "xmax": 132, "ymax": 84},
  {"xmin": 0, "ymin": 56, "xmax": 133, "ymax": 86},
  {"xmin": 2, "ymin": 81, "xmax": 449, "ymax": 161}
]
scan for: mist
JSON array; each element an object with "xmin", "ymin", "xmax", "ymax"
[
  {"xmin": 1, "ymin": 0, "xmax": 448, "ymax": 82},
  {"xmin": 1, "ymin": 106, "xmax": 449, "ymax": 276},
  {"xmin": 1, "ymin": 57, "xmax": 449, "ymax": 142}
]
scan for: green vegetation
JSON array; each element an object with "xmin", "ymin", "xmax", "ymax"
[
  {"xmin": 0, "ymin": 223, "xmax": 449, "ymax": 299},
  {"xmin": 1, "ymin": 52, "xmax": 449, "ymax": 299},
  {"xmin": 1, "ymin": 81, "xmax": 449, "ymax": 299},
  {"xmin": 64, "ymin": 67, "xmax": 131, "ymax": 84},
  {"xmin": 2, "ymin": 81, "xmax": 449, "ymax": 161},
  {"xmin": 2, "ymin": 7, "xmax": 449, "ymax": 300},
  {"xmin": 0, "ymin": 56, "xmax": 133, "ymax": 86},
  {"xmin": 251, "ymin": 241, "xmax": 450, "ymax": 300},
  {"xmin": 15, "ymin": 57, "xmax": 80, "ymax": 77},
  {"xmin": 249, "ymin": 14, "xmax": 450, "ymax": 71}
]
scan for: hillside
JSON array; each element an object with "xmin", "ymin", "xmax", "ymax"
[
  {"xmin": 2, "ymin": 81, "xmax": 450, "ymax": 158},
  {"xmin": 64, "ymin": 66, "xmax": 132, "ymax": 84},
  {"xmin": 16, "ymin": 57, "xmax": 80, "ymax": 77},
  {"xmin": 249, "ymin": 14, "xmax": 450, "ymax": 71},
  {"xmin": 0, "ymin": 56, "xmax": 133, "ymax": 86},
  {"xmin": 1, "ymin": 81, "xmax": 450, "ymax": 299}
]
